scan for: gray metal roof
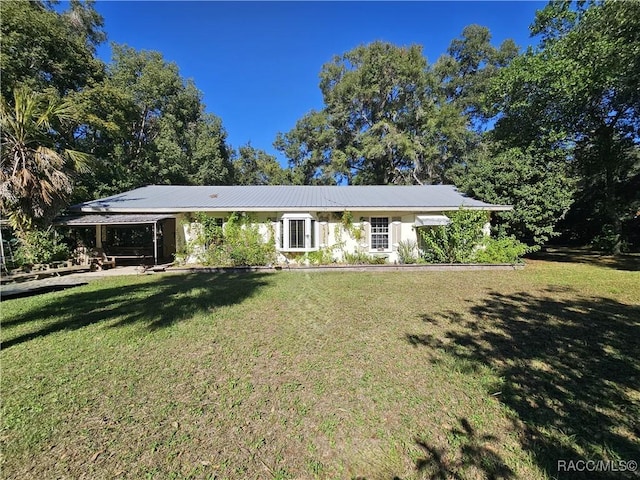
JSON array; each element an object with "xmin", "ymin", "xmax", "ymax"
[{"xmin": 70, "ymin": 185, "xmax": 511, "ymax": 213}]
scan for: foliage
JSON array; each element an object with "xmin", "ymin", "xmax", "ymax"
[
  {"xmin": 418, "ymin": 209, "xmax": 530, "ymax": 264},
  {"xmin": 396, "ymin": 239, "xmax": 419, "ymax": 264},
  {"xmin": 276, "ymin": 42, "xmax": 475, "ymax": 185},
  {"xmin": 194, "ymin": 213, "xmax": 275, "ymax": 267},
  {"xmin": 473, "ymin": 236, "xmax": 531, "ymax": 264},
  {"xmin": 13, "ymin": 228, "xmax": 70, "ymax": 266},
  {"xmin": 490, "ymin": 0, "xmax": 640, "ymax": 252},
  {"xmin": 306, "ymin": 248, "xmax": 335, "ymax": 265},
  {"xmin": 275, "ymin": 29, "xmax": 518, "ymax": 186},
  {"xmin": 72, "ymin": 45, "xmax": 233, "ymax": 199},
  {"xmin": 232, "ymin": 143, "xmax": 292, "ymax": 185},
  {"xmin": 450, "ymin": 144, "xmax": 575, "ymax": 246},
  {"xmin": 340, "ymin": 211, "xmax": 364, "ymax": 242},
  {"xmin": 273, "ymin": 110, "xmax": 336, "ymax": 185},
  {"xmin": 0, "ymin": 0, "xmax": 105, "ymax": 100},
  {"xmin": 0, "ymin": 87, "xmax": 91, "ymax": 235},
  {"xmin": 434, "ymin": 24, "xmax": 519, "ymax": 127},
  {"xmin": 419, "ymin": 210, "xmax": 487, "ymax": 263},
  {"xmin": 343, "ymin": 251, "xmax": 387, "ymax": 265},
  {"xmin": 193, "ymin": 213, "xmax": 224, "ymax": 248},
  {"xmin": 590, "ymin": 224, "xmax": 629, "ymax": 254}
]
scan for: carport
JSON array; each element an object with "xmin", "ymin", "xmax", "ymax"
[{"xmin": 56, "ymin": 214, "xmax": 176, "ymax": 266}]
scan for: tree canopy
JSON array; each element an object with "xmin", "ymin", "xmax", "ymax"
[
  {"xmin": 232, "ymin": 143, "xmax": 292, "ymax": 186},
  {"xmin": 276, "ymin": 41, "xmax": 476, "ymax": 185},
  {"xmin": 72, "ymin": 45, "xmax": 233, "ymax": 199},
  {"xmin": 486, "ymin": 0, "xmax": 640, "ymax": 251},
  {"xmin": 0, "ymin": 0, "xmax": 105, "ymax": 100}
]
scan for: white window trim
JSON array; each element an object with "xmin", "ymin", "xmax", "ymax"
[
  {"xmin": 278, "ymin": 213, "xmax": 319, "ymax": 252},
  {"xmin": 369, "ymin": 216, "xmax": 391, "ymax": 253}
]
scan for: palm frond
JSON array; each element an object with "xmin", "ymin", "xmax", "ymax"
[{"xmin": 0, "ymin": 86, "xmax": 91, "ymax": 233}]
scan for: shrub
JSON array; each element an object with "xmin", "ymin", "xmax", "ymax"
[
  {"xmin": 419, "ymin": 209, "xmax": 486, "ymax": 263},
  {"xmin": 343, "ymin": 251, "xmax": 387, "ymax": 265},
  {"xmin": 343, "ymin": 251, "xmax": 371, "ymax": 265},
  {"xmin": 591, "ymin": 224, "xmax": 627, "ymax": 254},
  {"xmin": 13, "ymin": 228, "xmax": 70, "ymax": 266},
  {"xmin": 397, "ymin": 239, "xmax": 418, "ymax": 264},
  {"xmin": 306, "ymin": 247, "xmax": 335, "ymax": 265},
  {"xmin": 194, "ymin": 213, "xmax": 275, "ymax": 267},
  {"xmin": 473, "ymin": 236, "xmax": 531, "ymax": 264}
]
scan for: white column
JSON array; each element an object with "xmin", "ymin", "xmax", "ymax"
[{"xmin": 153, "ymin": 222, "xmax": 158, "ymax": 265}]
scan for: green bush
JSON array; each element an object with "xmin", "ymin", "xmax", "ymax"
[
  {"xmin": 13, "ymin": 228, "xmax": 70, "ymax": 266},
  {"xmin": 306, "ymin": 247, "xmax": 335, "ymax": 265},
  {"xmin": 367, "ymin": 255, "xmax": 387, "ymax": 265},
  {"xmin": 343, "ymin": 251, "xmax": 387, "ymax": 265},
  {"xmin": 196, "ymin": 213, "xmax": 275, "ymax": 267},
  {"xmin": 397, "ymin": 239, "xmax": 418, "ymax": 264},
  {"xmin": 591, "ymin": 224, "xmax": 627, "ymax": 254},
  {"xmin": 194, "ymin": 213, "xmax": 224, "ymax": 248},
  {"xmin": 472, "ymin": 236, "xmax": 531, "ymax": 264},
  {"xmin": 419, "ymin": 210, "xmax": 486, "ymax": 263}
]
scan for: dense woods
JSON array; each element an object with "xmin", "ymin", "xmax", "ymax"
[{"xmin": 1, "ymin": 0, "xmax": 638, "ymax": 251}]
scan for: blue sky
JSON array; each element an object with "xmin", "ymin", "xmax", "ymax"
[{"xmin": 90, "ymin": 1, "xmax": 545, "ymax": 163}]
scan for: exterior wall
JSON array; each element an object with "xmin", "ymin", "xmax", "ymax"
[
  {"xmin": 317, "ymin": 211, "xmax": 434, "ymax": 264},
  {"xmin": 173, "ymin": 210, "xmax": 491, "ymax": 265}
]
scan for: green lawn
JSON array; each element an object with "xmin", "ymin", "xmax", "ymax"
[{"xmin": 1, "ymin": 260, "xmax": 639, "ymax": 479}]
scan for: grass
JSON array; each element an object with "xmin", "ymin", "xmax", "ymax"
[{"xmin": 1, "ymin": 258, "xmax": 639, "ymax": 479}]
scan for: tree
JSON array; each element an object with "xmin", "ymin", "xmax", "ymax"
[
  {"xmin": 0, "ymin": 87, "xmax": 90, "ymax": 235},
  {"xmin": 273, "ymin": 110, "xmax": 337, "ymax": 185},
  {"xmin": 491, "ymin": 0, "xmax": 640, "ymax": 251},
  {"xmin": 319, "ymin": 42, "xmax": 432, "ymax": 184},
  {"xmin": 0, "ymin": 0, "xmax": 105, "ymax": 100},
  {"xmin": 73, "ymin": 45, "xmax": 233, "ymax": 198},
  {"xmin": 232, "ymin": 144, "xmax": 291, "ymax": 185},
  {"xmin": 277, "ymin": 35, "xmax": 517, "ymax": 186},
  {"xmin": 277, "ymin": 42, "xmax": 473, "ymax": 185},
  {"xmin": 434, "ymin": 24, "xmax": 519, "ymax": 127},
  {"xmin": 190, "ymin": 114, "xmax": 234, "ymax": 186},
  {"xmin": 450, "ymin": 144, "xmax": 575, "ymax": 246}
]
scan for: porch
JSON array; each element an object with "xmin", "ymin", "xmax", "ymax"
[{"xmin": 56, "ymin": 214, "xmax": 177, "ymax": 266}]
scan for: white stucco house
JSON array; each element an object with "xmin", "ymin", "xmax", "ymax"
[{"xmin": 60, "ymin": 185, "xmax": 511, "ymax": 265}]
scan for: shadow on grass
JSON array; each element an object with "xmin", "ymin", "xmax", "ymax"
[
  {"xmin": 407, "ymin": 289, "xmax": 640, "ymax": 479},
  {"xmin": 527, "ymin": 247, "xmax": 640, "ymax": 271},
  {"xmin": 1, "ymin": 273, "xmax": 272, "ymax": 350},
  {"xmin": 413, "ymin": 418, "xmax": 514, "ymax": 480}
]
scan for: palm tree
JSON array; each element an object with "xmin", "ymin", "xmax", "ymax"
[{"xmin": 0, "ymin": 87, "xmax": 90, "ymax": 236}]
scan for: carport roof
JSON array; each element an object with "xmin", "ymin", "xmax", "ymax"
[{"xmin": 56, "ymin": 213, "xmax": 174, "ymax": 226}]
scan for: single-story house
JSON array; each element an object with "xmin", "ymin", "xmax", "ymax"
[{"xmin": 59, "ymin": 185, "xmax": 511, "ymax": 265}]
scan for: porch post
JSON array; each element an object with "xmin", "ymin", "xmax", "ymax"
[
  {"xmin": 153, "ymin": 221, "xmax": 158, "ymax": 265},
  {"xmin": 0, "ymin": 228, "xmax": 6, "ymax": 273}
]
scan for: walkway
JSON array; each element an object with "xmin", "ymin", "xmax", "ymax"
[{"xmin": 1, "ymin": 266, "xmax": 143, "ymax": 300}]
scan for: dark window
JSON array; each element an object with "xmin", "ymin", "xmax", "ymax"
[
  {"xmin": 279, "ymin": 220, "xmax": 284, "ymax": 249},
  {"xmin": 289, "ymin": 219, "xmax": 305, "ymax": 249},
  {"xmin": 370, "ymin": 217, "xmax": 389, "ymax": 249}
]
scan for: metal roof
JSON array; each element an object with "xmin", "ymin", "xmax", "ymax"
[
  {"xmin": 70, "ymin": 185, "xmax": 511, "ymax": 213},
  {"xmin": 56, "ymin": 213, "xmax": 174, "ymax": 226}
]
